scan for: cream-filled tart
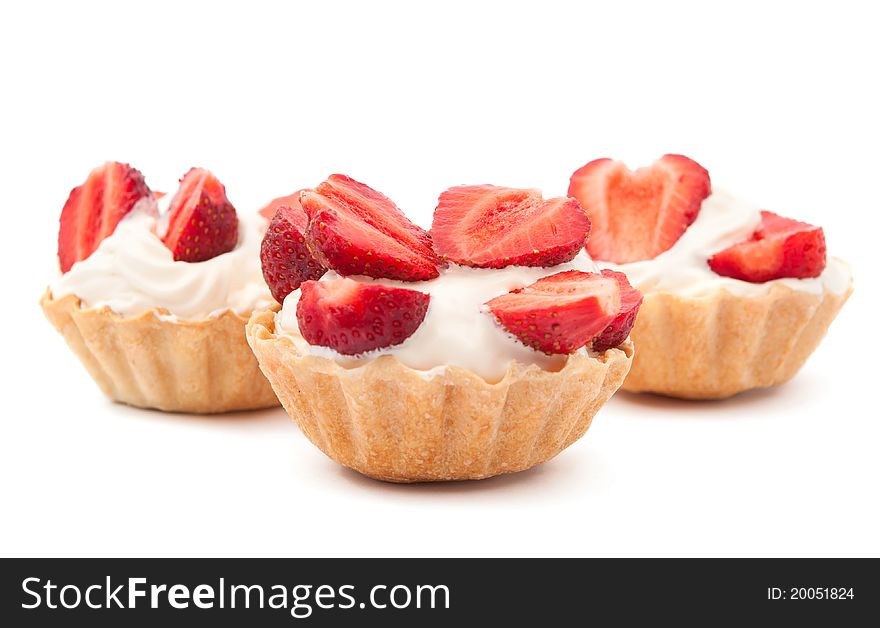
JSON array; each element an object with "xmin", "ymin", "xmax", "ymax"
[
  {"xmin": 42, "ymin": 162, "xmax": 278, "ymax": 413},
  {"xmin": 568, "ymin": 154, "xmax": 852, "ymax": 400},
  {"xmin": 248, "ymin": 175, "xmax": 638, "ymax": 482}
]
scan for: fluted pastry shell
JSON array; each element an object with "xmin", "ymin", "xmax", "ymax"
[
  {"xmin": 622, "ymin": 283, "xmax": 852, "ymax": 400},
  {"xmin": 41, "ymin": 290, "xmax": 278, "ymax": 413},
  {"xmin": 246, "ymin": 308, "xmax": 633, "ymax": 482}
]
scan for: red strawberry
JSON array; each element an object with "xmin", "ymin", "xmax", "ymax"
[
  {"xmin": 430, "ymin": 185, "xmax": 591, "ymax": 268},
  {"xmin": 296, "ymin": 278, "xmax": 430, "ymax": 355},
  {"xmin": 591, "ymin": 270, "xmax": 643, "ymax": 352},
  {"xmin": 162, "ymin": 168, "xmax": 239, "ymax": 262},
  {"xmin": 708, "ymin": 211, "xmax": 826, "ymax": 282},
  {"xmin": 57, "ymin": 161, "xmax": 154, "ymax": 272},
  {"xmin": 300, "ymin": 174, "xmax": 441, "ymax": 281},
  {"xmin": 569, "ymin": 154, "xmax": 711, "ymax": 263},
  {"xmin": 258, "ymin": 191, "xmax": 300, "ymax": 221},
  {"xmin": 485, "ymin": 270, "xmax": 621, "ymax": 354},
  {"xmin": 260, "ymin": 194, "xmax": 327, "ymax": 303}
]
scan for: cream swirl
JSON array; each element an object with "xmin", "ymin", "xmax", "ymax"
[
  {"xmin": 601, "ymin": 189, "xmax": 852, "ymax": 298},
  {"xmin": 50, "ymin": 204, "xmax": 274, "ymax": 320}
]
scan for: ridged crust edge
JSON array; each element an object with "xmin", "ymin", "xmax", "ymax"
[
  {"xmin": 41, "ymin": 290, "xmax": 278, "ymax": 413},
  {"xmin": 623, "ymin": 283, "xmax": 852, "ymax": 399}
]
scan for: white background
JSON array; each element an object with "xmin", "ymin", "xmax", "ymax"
[{"xmin": 1, "ymin": 1, "xmax": 877, "ymax": 557}]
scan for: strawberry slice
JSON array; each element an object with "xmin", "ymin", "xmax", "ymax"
[
  {"xmin": 430, "ymin": 185, "xmax": 591, "ymax": 268},
  {"xmin": 301, "ymin": 174, "xmax": 441, "ymax": 281},
  {"xmin": 57, "ymin": 161, "xmax": 154, "ymax": 272},
  {"xmin": 708, "ymin": 211, "xmax": 826, "ymax": 282},
  {"xmin": 591, "ymin": 270, "xmax": 643, "ymax": 352},
  {"xmin": 162, "ymin": 168, "xmax": 239, "ymax": 262},
  {"xmin": 296, "ymin": 278, "xmax": 430, "ymax": 355},
  {"xmin": 258, "ymin": 191, "xmax": 300, "ymax": 221},
  {"xmin": 568, "ymin": 154, "xmax": 711, "ymax": 263},
  {"xmin": 485, "ymin": 270, "xmax": 621, "ymax": 354},
  {"xmin": 260, "ymin": 193, "xmax": 327, "ymax": 303}
]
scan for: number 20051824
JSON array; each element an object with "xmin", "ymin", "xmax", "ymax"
[{"xmin": 768, "ymin": 587, "xmax": 854, "ymax": 600}]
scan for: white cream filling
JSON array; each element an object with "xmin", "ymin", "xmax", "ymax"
[
  {"xmin": 50, "ymin": 201, "xmax": 274, "ymax": 320},
  {"xmin": 275, "ymin": 252, "xmax": 601, "ymax": 382},
  {"xmin": 601, "ymin": 189, "xmax": 852, "ymax": 298},
  {"xmin": 275, "ymin": 188, "xmax": 851, "ymax": 380}
]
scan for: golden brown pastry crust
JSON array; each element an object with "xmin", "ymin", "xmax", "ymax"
[
  {"xmin": 41, "ymin": 290, "xmax": 278, "ymax": 413},
  {"xmin": 622, "ymin": 283, "xmax": 852, "ymax": 400},
  {"xmin": 246, "ymin": 308, "xmax": 633, "ymax": 482}
]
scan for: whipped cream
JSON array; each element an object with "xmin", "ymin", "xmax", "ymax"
[
  {"xmin": 275, "ymin": 252, "xmax": 601, "ymax": 382},
  {"xmin": 602, "ymin": 189, "xmax": 852, "ymax": 298},
  {"xmin": 275, "ymin": 188, "xmax": 851, "ymax": 381},
  {"xmin": 50, "ymin": 200, "xmax": 274, "ymax": 320}
]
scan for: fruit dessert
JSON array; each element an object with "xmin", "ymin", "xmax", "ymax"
[
  {"xmin": 248, "ymin": 175, "xmax": 639, "ymax": 482},
  {"xmin": 42, "ymin": 162, "xmax": 278, "ymax": 413},
  {"xmin": 568, "ymin": 155, "xmax": 852, "ymax": 399}
]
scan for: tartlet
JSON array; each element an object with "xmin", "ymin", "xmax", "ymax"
[
  {"xmin": 248, "ymin": 310, "xmax": 631, "ymax": 482},
  {"xmin": 43, "ymin": 162, "xmax": 278, "ymax": 413},
  {"xmin": 250, "ymin": 176, "xmax": 638, "ymax": 481},
  {"xmin": 568, "ymin": 154, "xmax": 852, "ymax": 399}
]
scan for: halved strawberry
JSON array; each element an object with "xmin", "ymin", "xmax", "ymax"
[
  {"xmin": 301, "ymin": 175, "xmax": 441, "ymax": 281},
  {"xmin": 258, "ymin": 191, "xmax": 301, "ymax": 221},
  {"xmin": 162, "ymin": 168, "xmax": 239, "ymax": 262},
  {"xmin": 485, "ymin": 270, "xmax": 621, "ymax": 354},
  {"xmin": 260, "ymin": 194, "xmax": 327, "ymax": 303},
  {"xmin": 57, "ymin": 161, "xmax": 154, "ymax": 272},
  {"xmin": 568, "ymin": 154, "xmax": 711, "ymax": 263},
  {"xmin": 430, "ymin": 185, "xmax": 591, "ymax": 268},
  {"xmin": 708, "ymin": 211, "xmax": 826, "ymax": 282},
  {"xmin": 296, "ymin": 278, "xmax": 430, "ymax": 355},
  {"xmin": 591, "ymin": 270, "xmax": 643, "ymax": 352}
]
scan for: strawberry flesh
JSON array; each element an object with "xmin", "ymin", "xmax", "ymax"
[
  {"xmin": 569, "ymin": 154, "xmax": 711, "ymax": 263},
  {"xmin": 591, "ymin": 270, "xmax": 643, "ymax": 352},
  {"xmin": 485, "ymin": 270, "xmax": 621, "ymax": 354},
  {"xmin": 162, "ymin": 168, "xmax": 239, "ymax": 262},
  {"xmin": 58, "ymin": 161, "xmax": 154, "ymax": 272},
  {"xmin": 430, "ymin": 185, "xmax": 591, "ymax": 268},
  {"xmin": 296, "ymin": 278, "xmax": 430, "ymax": 355},
  {"xmin": 301, "ymin": 175, "xmax": 441, "ymax": 281},
  {"xmin": 708, "ymin": 211, "xmax": 826, "ymax": 282},
  {"xmin": 258, "ymin": 192, "xmax": 301, "ymax": 221},
  {"xmin": 260, "ymin": 193, "xmax": 327, "ymax": 303}
]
